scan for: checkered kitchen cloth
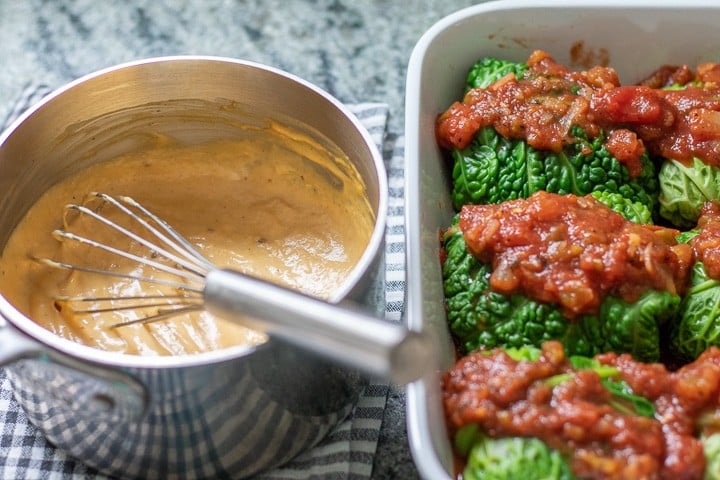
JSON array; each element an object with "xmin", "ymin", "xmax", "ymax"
[{"xmin": 0, "ymin": 84, "xmax": 407, "ymax": 479}]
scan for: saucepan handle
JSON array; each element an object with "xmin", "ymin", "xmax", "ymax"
[
  {"xmin": 0, "ymin": 317, "xmax": 148, "ymax": 421},
  {"xmin": 205, "ymin": 269, "xmax": 438, "ymax": 384}
]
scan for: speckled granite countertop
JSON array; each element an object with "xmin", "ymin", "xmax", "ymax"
[
  {"xmin": 1, "ymin": 0, "xmax": 477, "ymax": 136},
  {"xmin": 0, "ymin": 1, "xmax": 480, "ymax": 478}
]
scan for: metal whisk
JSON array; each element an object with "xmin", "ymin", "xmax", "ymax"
[{"xmin": 34, "ymin": 193, "xmax": 434, "ymax": 384}]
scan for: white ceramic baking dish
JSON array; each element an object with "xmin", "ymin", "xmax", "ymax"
[{"xmin": 403, "ymin": 1, "xmax": 720, "ymax": 478}]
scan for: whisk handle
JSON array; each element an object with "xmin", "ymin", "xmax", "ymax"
[{"xmin": 204, "ymin": 269, "xmax": 436, "ymax": 384}]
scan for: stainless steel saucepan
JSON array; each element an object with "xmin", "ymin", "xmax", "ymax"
[{"xmin": 0, "ymin": 56, "xmax": 418, "ymax": 479}]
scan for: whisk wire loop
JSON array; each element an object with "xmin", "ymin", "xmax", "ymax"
[
  {"xmin": 114, "ymin": 195, "xmax": 214, "ymax": 270},
  {"xmin": 110, "ymin": 304, "xmax": 206, "ymax": 329},
  {"xmin": 35, "ymin": 257, "xmax": 206, "ymax": 294},
  {"xmin": 68, "ymin": 300, "xmax": 200, "ymax": 315},
  {"xmin": 36, "ymin": 192, "xmax": 216, "ymax": 326},
  {"xmin": 51, "ymin": 227, "xmax": 205, "ymax": 285},
  {"xmin": 64, "ymin": 193, "xmax": 213, "ymax": 277}
]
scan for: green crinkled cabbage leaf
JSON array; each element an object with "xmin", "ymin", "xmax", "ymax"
[
  {"xmin": 455, "ymin": 425, "xmax": 576, "ymax": 480},
  {"xmin": 451, "ymin": 126, "xmax": 659, "ymax": 212},
  {"xmin": 703, "ymin": 434, "xmax": 720, "ymax": 480},
  {"xmin": 671, "ymin": 262, "xmax": 720, "ymax": 361},
  {"xmin": 658, "ymin": 157, "xmax": 720, "ymax": 229},
  {"xmin": 562, "ymin": 291, "xmax": 678, "ymax": 362},
  {"xmin": 591, "ymin": 190, "xmax": 653, "ymax": 224},
  {"xmin": 442, "ymin": 227, "xmax": 680, "ymax": 362},
  {"xmin": 466, "ymin": 57, "xmax": 529, "ymax": 91},
  {"xmin": 451, "ymin": 127, "xmax": 536, "ymax": 208}
]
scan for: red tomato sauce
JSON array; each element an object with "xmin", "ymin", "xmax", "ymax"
[
  {"xmin": 443, "ymin": 341, "xmax": 720, "ymax": 480},
  {"xmin": 436, "ymin": 50, "xmax": 720, "ymax": 168},
  {"xmin": 690, "ymin": 201, "xmax": 720, "ymax": 279},
  {"xmin": 459, "ymin": 191, "xmax": 692, "ymax": 317}
]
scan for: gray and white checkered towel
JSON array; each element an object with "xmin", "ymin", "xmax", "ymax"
[{"xmin": 0, "ymin": 85, "xmax": 407, "ymax": 480}]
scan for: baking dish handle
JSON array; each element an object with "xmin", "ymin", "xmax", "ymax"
[{"xmin": 0, "ymin": 318, "xmax": 149, "ymax": 421}]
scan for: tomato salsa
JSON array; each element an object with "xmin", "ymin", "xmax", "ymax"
[
  {"xmin": 443, "ymin": 341, "xmax": 720, "ymax": 480},
  {"xmin": 691, "ymin": 201, "xmax": 720, "ymax": 279},
  {"xmin": 436, "ymin": 50, "xmax": 720, "ymax": 168},
  {"xmin": 459, "ymin": 191, "xmax": 692, "ymax": 317}
]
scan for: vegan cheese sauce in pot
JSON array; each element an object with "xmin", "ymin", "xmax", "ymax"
[
  {"xmin": 0, "ymin": 120, "xmax": 375, "ymax": 356},
  {"xmin": 0, "ymin": 56, "xmax": 388, "ymax": 480}
]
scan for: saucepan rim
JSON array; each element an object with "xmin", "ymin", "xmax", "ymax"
[{"xmin": 0, "ymin": 55, "xmax": 388, "ymax": 369}]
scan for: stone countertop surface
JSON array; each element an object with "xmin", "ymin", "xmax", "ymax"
[
  {"xmin": 1, "ymin": 0, "xmax": 478, "ymax": 136},
  {"xmin": 0, "ymin": 1, "xmax": 481, "ymax": 478}
]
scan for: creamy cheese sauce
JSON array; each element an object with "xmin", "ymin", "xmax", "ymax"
[{"xmin": 0, "ymin": 123, "xmax": 375, "ymax": 356}]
